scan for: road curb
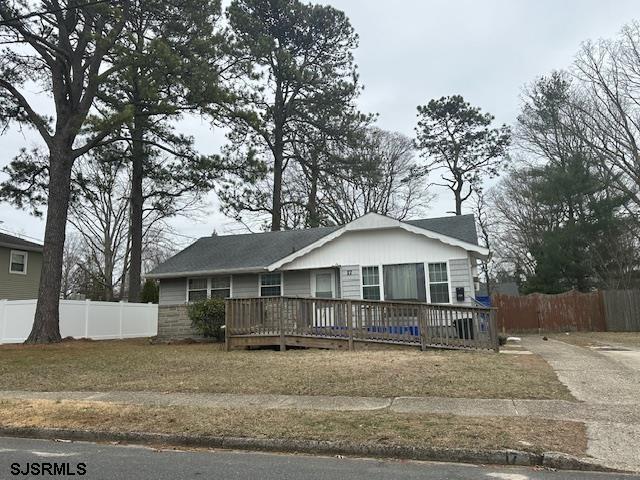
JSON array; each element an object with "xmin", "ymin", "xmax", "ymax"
[{"xmin": 0, "ymin": 426, "xmax": 622, "ymax": 473}]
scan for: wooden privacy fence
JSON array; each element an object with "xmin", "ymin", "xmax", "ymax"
[
  {"xmin": 493, "ymin": 289, "xmax": 640, "ymax": 333},
  {"xmin": 601, "ymin": 290, "xmax": 640, "ymax": 331},
  {"xmin": 225, "ymin": 296, "xmax": 499, "ymax": 352}
]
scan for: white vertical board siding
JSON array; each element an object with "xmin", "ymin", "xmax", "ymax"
[
  {"xmin": 448, "ymin": 258, "xmax": 474, "ymax": 305},
  {"xmin": 340, "ymin": 265, "xmax": 362, "ymax": 299},
  {"xmin": 159, "ymin": 278, "xmax": 188, "ymax": 305},
  {"xmin": 282, "ymin": 229, "xmax": 472, "ymax": 271},
  {"xmin": 283, "ymin": 270, "xmax": 310, "ymax": 297},
  {"xmin": 0, "ymin": 299, "xmax": 158, "ymax": 344},
  {"xmin": 232, "ymin": 274, "xmax": 259, "ymax": 298}
]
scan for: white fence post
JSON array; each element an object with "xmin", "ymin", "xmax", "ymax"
[
  {"xmin": 119, "ymin": 301, "xmax": 124, "ymax": 339},
  {"xmin": 0, "ymin": 299, "xmax": 6, "ymax": 344},
  {"xmin": 84, "ymin": 299, "xmax": 90, "ymax": 338}
]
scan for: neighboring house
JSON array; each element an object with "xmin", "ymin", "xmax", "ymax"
[
  {"xmin": 0, "ymin": 233, "xmax": 43, "ymax": 300},
  {"xmin": 148, "ymin": 212, "xmax": 489, "ymax": 339}
]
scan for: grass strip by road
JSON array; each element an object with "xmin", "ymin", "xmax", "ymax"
[
  {"xmin": 552, "ymin": 332, "xmax": 640, "ymax": 348},
  {"xmin": 0, "ymin": 340, "xmax": 572, "ymax": 400},
  {"xmin": 0, "ymin": 399, "xmax": 587, "ymax": 457}
]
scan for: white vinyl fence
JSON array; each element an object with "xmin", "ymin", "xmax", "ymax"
[{"xmin": 0, "ymin": 299, "xmax": 158, "ymax": 344}]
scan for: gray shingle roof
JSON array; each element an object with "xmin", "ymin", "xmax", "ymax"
[
  {"xmin": 149, "ymin": 214, "xmax": 478, "ymax": 277},
  {"xmin": 0, "ymin": 232, "xmax": 43, "ymax": 252},
  {"xmin": 405, "ymin": 214, "xmax": 478, "ymax": 245}
]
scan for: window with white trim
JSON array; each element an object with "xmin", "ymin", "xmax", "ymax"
[
  {"xmin": 210, "ymin": 276, "xmax": 231, "ymax": 299},
  {"xmin": 187, "ymin": 278, "xmax": 208, "ymax": 302},
  {"xmin": 428, "ymin": 262, "xmax": 450, "ymax": 303},
  {"xmin": 361, "ymin": 266, "xmax": 380, "ymax": 300},
  {"xmin": 9, "ymin": 250, "xmax": 27, "ymax": 275},
  {"xmin": 260, "ymin": 273, "xmax": 282, "ymax": 297}
]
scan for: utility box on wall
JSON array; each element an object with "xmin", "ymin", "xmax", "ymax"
[{"xmin": 456, "ymin": 287, "xmax": 465, "ymax": 302}]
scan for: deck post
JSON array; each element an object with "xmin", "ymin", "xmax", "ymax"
[
  {"xmin": 347, "ymin": 300, "xmax": 354, "ymax": 351},
  {"xmin": 279, "ymin": 298, "xmax": 286, "ymax": 352},
  {"xmin": 419, "ymin": 306, "xmax": 426, "ymax": 351},
  {"xmin": 489, "ymin": 308, "xmax": 499, "ymax": 353}
]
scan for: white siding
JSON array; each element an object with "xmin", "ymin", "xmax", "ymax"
[
  {"xmin": 232, "ymin": 274, "xmax": 259, "ymax": 298},
  {"xmin": 283, "ymin": 270, "xmax": 310, "ymax": 297},
  {"xmin": 448, "ymin": 258, "xmax": 474, "ymax": 305},
  {"xmin": 282, "ymin": 229, "xmax": 470, "ymax": 270},
  {"xmin": 159, "ymin": 278, "xmax": 187, "ymax": 305},
  {"xmin": 340, "ymin": 265, "xmax": 361, "ymax": 299}
]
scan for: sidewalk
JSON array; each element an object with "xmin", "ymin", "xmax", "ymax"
[{"xmin": 0, "ymin": 388, "xmax": 638, "ymax": 424}]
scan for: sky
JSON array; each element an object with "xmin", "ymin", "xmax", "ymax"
[{"xmin": 1, "ymin": 0, "xmax": 639, "ymax": 247}]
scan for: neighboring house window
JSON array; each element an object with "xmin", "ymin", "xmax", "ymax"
[
  {"xmin": 361, "ymin": 266, "xmax": 380, "ymax": 300},
  {"xmin": 383, "ymin": 263, "xmax": 426, "ymax": 302},
  {"xmin": 210, "ymin": 276, "xmax": 231, "ymax": 299},
  {"xmin": 260, "ymin": 273, "xmax": 282, "ymax": 297},
  {"xmin": 9, "ymin": 250, "xmax": 27, "ymax": 275},
  {"xmin": 187, "ymin": 278, "xmax": 208, "ymax": 302},
  {"xmin": 428, "ymin": 262, "xmax": 450, "ymax": 303}
]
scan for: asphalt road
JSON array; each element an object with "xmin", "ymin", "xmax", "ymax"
[{"xmin": 0, "ymin": 436, "xmax": 638, "ymax": 480}]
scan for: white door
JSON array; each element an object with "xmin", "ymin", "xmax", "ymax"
[
  {"xmin": 313, "ymin": 271, "xmax": 335, "ymax": 298},
  {"xmin": 311, "ymin": 270, "xmax": 336, "ymax": 328}
]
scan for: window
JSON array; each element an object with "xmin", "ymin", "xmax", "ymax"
[
  {"xmin": 383, "ymin": 263, "xmax": 426, "ymax": 302},
  {"xmin": 9, "ymin": 250, "xmax": 27, "ymax": 275},
  {"xmin": 361, "ymin": 266, "xmax": 380, "ymax": 300},
  {"xmin": 260, "ymin": 273, "xmax": 282, "ymax": 297},
  {"xmin": 210, "ymin": 276, "xmax": 231, "ymax": 299},
  {"xmin": 314, "ymin": 273, "xmax": 333, "ymax": 298},
  {"xmin": 187, "ymin": 278, "xmax": 207, "ymax": 302},
  {"xmin": 428, "ymin": 262, "xmax": 450, "ymax": 303}
]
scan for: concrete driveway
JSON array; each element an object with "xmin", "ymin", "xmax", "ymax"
[{"xmin": 522, "ymin": 337, "xmax": 640, "ymax": 473}]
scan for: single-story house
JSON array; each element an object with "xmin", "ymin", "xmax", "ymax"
[
  {"xmin": 0, "ymin": 232, "xmax": 43, "ymax": 300},
  {"xmin": 148, "ymin": 212, "xmax": 489, "ymax": 339}
]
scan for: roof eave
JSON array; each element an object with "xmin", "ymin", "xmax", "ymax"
[
  {"xmin": 146, "ymin": 266, "xmax": 268, "ymax": 279},
  {"xmin": 0, "ymin": 242, "xmax": 43, "ymax": 253}
]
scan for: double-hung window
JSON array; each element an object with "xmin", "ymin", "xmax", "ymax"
[
  {"xmin": 9, "ymin": 250, "xmax": 27, "ymax": 275},
  {"xmin": 260, "ymin": 273, "xmax": 282, "ymax": 297},
  {"xmin": 361, "ymin": 266, "xmax": 380, "ymax": 300},
  {"xmin": 210, "ymin": 276, "xmax": 231, "ymax": 299},
  {"xmin": 187, "ymin": 278, "xmax": 208, "ymax": 302},
  {"xmin": 428, "ymin": 262, "xmax": 450, "ymax": 303}
]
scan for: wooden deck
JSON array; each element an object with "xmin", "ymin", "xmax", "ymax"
[{"xmin": 225, "ymin": 297, "xmax": 499, "ymax": 352}]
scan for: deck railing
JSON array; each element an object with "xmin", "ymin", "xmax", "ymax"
[{"xmin": 225, "ymin": 296, "xmax": 499, "ymax": 352}]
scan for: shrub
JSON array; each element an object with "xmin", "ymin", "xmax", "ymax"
[{"xmin": 188, "ymin": 297, "xmax": 226, "ymax": 340}]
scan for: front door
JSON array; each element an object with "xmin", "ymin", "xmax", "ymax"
[
  {"xmin": 311, "ymin": 270, "xmax": 336, "ymax": 330},
  {"xmin": 313, "ymin": 270, "xmax": 335, "ymax": 298}
]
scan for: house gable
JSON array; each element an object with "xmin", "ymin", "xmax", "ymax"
[
  {"xmin": 272, "ymin": 227, "xmax": 474, "ymax": 272},
  {"xmin": 268, "ymin": 212, "xmax": 488, "ymax": 271}
]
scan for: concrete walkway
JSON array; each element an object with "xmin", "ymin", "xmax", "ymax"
[
  {"xmin": 522, "ymin": 337, "xmax": 640, "ymax": 473},
  {"xmin": 1, "ymin": 389, "xmax": 640, "ymax": 424}
]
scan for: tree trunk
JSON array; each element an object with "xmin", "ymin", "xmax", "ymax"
[
  {"xmin": 307, "ymin": 158, "xmax": 320, "ymax": 228},
  {"xmin": 454, "ymin": 183, "xmax": 463, "ymax": 215},
  {"xmin": 271, "ymin": 79, "xmax": 284, "ymax": 232},
  {"xmin": 128, "ymin": 112, "xmax": 145, "ymax": 302},
  {"xmin": 26, "ymin": 147, "xmax": 73, "ymax": 344}
]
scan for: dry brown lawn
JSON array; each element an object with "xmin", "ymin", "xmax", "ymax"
[
  {"xmin": 552, "ymin": 332, "xmax": 640, "ymax": 348},
  {"xmin": 0, "ymin": 339, "xmax": 572, "ymax": 400},
  {"xmin": 0, "ymin": 399, "xmax": 587, "ymax": 456}
]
